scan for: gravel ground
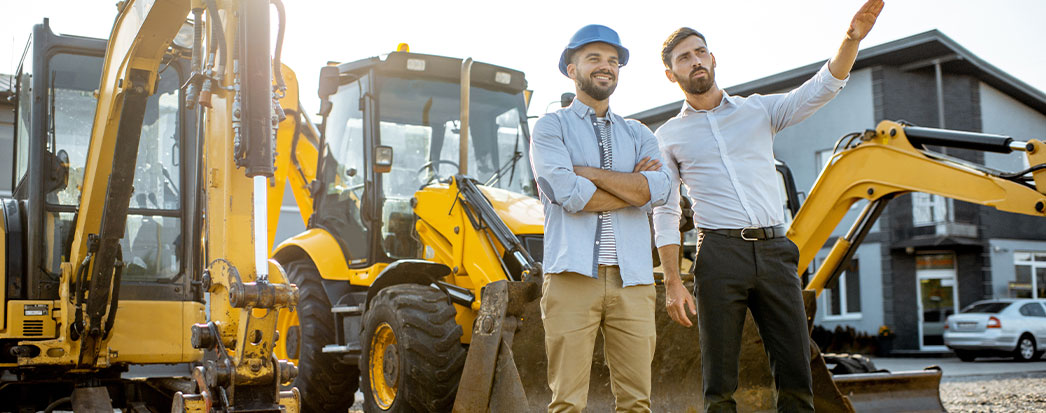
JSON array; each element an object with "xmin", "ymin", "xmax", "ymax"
[
  {"xmin": 346, "ymin": 374, "xmax": 1046, "ymax": 412},
  {"xmin": 941, "ymin": 373, "xmax": 1046, "ymax": 412}
]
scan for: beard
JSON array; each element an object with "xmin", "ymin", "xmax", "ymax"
[
  {"xmin": 575, "ymin": 70, "xmax": 617, "ymax": 101},
  {"xmin": 674, "ymin": 66, "xmax": 715, "ymax": 95}
]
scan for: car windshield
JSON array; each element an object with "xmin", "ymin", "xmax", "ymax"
[{"xmin": 961, "ymin": 302, "xmax": 1011, "ymax": 314}]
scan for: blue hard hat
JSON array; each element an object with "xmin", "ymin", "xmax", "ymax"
[{"xmin": 558, "ymin": 24, "xmax": 629, "ymax": 77}]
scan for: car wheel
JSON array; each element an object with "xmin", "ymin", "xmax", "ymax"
[
  {"xmin": 1014, "ymin": 334, "xmax": 1037, "ymax": 362},
  {"xmin": 954, "ymin": 350, "xmax": 977, "ymax": 362}
]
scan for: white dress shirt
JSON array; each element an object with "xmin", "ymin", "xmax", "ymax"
[{"xmin": 652, "ymin": 63, "xmax": 847, "ymax": 247}]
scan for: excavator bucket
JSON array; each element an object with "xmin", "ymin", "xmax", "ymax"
[
  {"xmin": 456, "ymin": 279, "xmax": 945, "ymax": 412},
  {"xmin": 833, "ymin": 368, "xmax": 945, "ymax": 412}
]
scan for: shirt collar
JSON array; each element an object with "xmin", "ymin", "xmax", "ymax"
[
  {"xmin": 679, "ymin": 90, "xmax": 734, "ymax": 115},
  {"xmin": 568, "ymin": 98, "xmax": 617, "ymax": 124}
]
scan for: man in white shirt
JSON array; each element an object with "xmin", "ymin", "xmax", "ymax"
[{"xmin": 651, "ymin": 1, "xmax": 883, "ymax": 411}]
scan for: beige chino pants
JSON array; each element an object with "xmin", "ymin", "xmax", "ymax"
[{"xmin": 540, "ymin": 266, "xmax": 656, "ymax": 413}]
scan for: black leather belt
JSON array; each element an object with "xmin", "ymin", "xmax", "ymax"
[{"xmin": 699, "ymin": 225, "xmax": 787, "ymax": 241}]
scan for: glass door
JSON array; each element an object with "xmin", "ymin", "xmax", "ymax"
[{"xmin": 916, "ymin": 254, "xmax": 959, "ymax": 351}]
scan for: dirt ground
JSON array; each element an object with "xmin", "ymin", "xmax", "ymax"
[{"xmin": 941, "ymin": 374, "xmax": 1046, "ymax": 412}]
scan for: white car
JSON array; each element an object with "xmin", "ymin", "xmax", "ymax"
[{"xmin": 943, "ymin": 299, "xmax": 1046, "ymax": 362}]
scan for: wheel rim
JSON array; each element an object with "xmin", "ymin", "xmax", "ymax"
[
  {"xmin": 370, "ymin": 322, "xmax": 399, "ymax": 409},
  {"xmin": 1020, "ymin": 338, "xmax": 1035, "ymax": 359},
  {"xmin": 274, "ymin": 308, "xmax": 301, "ymax": 363}
]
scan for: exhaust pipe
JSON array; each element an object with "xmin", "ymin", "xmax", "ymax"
[{"xmin": 460, "ymin": 57, "xmax": 472, "ymax": 175}]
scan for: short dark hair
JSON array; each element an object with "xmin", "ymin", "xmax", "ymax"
[{"xmin": 661, "ymin": 27, "xmax": 706, "ymax": 68}]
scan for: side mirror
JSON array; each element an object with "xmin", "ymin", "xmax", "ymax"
[
  {"xmin": 374, "ymin": 145, "xmax": 393, "ymax": 174},
  {"xmin": 317, "ymin": 66, "xmax": 340, "ymax": 116}
]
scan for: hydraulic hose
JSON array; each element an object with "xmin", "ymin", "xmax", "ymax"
[
  {"xmin": 270, "ymin": 0, "xmax": 287, "ymax": 95},
  {"xmin": 205, "ymin": 0, "xmax": 228, "ymax": 75},
  {"xmin": 185, "ymin": 8, "xmax": 204, "ymax": 108}
]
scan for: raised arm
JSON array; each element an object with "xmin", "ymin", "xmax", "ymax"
[
  {"xmin": 764, "ymin": 0, "xmax": 882, "ymax": 134},
  {"xmin": 828, "ymin": 0, "xmax": 884, "ymax": 79}
]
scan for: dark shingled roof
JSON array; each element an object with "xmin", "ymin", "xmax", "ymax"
[{"xmin": 629, "ymin": 30, "xmax": 1046, "ymax": 125}]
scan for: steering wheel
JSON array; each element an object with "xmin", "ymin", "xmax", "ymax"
[{"xmin": 416, "ymin": 160, "xmax": 460, "ymax": 187}]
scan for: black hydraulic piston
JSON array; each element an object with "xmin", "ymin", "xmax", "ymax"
[
  {"xmin": 904, "ymin": 126, "xmax": 1016, "ymax": 154},
  {"xmin": 238, "ymin": 0, "xmax": 274, "ymax": 177}
]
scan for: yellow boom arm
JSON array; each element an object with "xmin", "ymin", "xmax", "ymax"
[{"xmin": 789, "ymin": 120, "xmax": 1046, "ymax": 295}]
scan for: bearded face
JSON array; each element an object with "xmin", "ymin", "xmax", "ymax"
[
  {"xmin": 575, "ymin": 68, "xmax": 617, "ymax": 101},
  {"xmin": 672, "ymin": 64, "xmax": 715, "ymax": 95},
  {"xmin": 568, "ymin": 42, "xmax": 621, "ymax": 101}
]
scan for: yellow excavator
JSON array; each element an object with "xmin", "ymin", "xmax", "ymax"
[
  {"xmin": 0, "ymin": 0, "xmax": 299, "ymax": 411},
  {"xmin": 785, "ymin": 120, "xmax": 1046, "ymax": 410}
]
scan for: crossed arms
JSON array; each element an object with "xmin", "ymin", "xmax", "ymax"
[
  {"xmin": 575, "ymin": 157, "xmax": 662, "ymax": 211},
  {"xmin": 530, "ymin": 115, "xmax": 670, "ymax": 214}
]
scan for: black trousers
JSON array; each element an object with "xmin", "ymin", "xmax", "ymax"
[{"xmin": 692, "ymin": 231, "xmax": 814, "ymax": 412}]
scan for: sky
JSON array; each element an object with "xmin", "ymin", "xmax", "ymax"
[{"xmin": 3, "ymin": 0, "xmax": 1045, "ymax": 120}]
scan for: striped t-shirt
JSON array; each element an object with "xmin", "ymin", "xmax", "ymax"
[{"xmin": 595, "ymin": 117, "xmax": 617, "ymax": 266}]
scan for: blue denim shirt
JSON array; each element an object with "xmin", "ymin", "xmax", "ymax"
[{"xmin": 530, "ymin": 99, "xmax": 671, "ymax": 286}]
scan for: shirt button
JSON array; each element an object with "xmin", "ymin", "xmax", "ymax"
[{"xmin": 595, "ymin": 241, "xmax": 601, "ymax": 245}]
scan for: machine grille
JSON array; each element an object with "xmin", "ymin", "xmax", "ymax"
[{"xmin": 22, "ymin": 320, "xmax": 44, "ymax": 336}]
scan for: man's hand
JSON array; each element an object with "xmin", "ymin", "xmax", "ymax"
[
  {"xmin": 830, "ymin": 0, "xmax": 884, "ymax": 79},
  {"xmin": 633, "ymin": 156, "xmax": 661, "ymax": 173},
  {"xmin": 573, "ymin": 165, "xmax": 599, "ymax": 181},
  {"xmin": 847, "ymin": 0, "xmax": 884, "ymax": 41},
  {"xmin": 666, "ymin": 278, "xmax": 697, "ymax": 327}
]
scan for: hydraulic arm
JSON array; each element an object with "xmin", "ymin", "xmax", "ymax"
[
  {"xmin": 9, "ymin": 0, "xmax": 300, "ymax": 411},
  {"xmin": 789, "ymin": 120, "xmax": 1046, "ymax": 295}
]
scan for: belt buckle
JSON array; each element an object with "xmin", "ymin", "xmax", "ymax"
[{"xmin": 741, "ymin": 226, "xmax": 760, "ymax": 241}]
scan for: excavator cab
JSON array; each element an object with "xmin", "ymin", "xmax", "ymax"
[{"xmin": 0, "ymin": 19, "xmax": 203, "ymax": 409}]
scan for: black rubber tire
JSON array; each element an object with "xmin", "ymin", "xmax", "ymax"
[
  {"xmin": 360, "ymin": 284, "xmax": 466, "ymax": 412},
  {"xmin": 1014, "ymin": 334, "xmax": 1037, "ymax": 362},
  {"xmin": 286, "ymin": 260, "xmax": 360, "ymax": 412},
  {"xmin": 954, "ymin": 349, "xmax": 978, "ymax": 362}
]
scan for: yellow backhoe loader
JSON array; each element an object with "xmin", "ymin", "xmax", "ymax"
[
  {"xmin": 0, "ymin": 1, "xmax": 299, "ymax": 411},
  {"xmin": 267, "ymin": 50, "xmax": 540, "ymax": 412},
  {"xmin": 262, "ymin": 39, "xmax": 1046, "ymax": 411}
]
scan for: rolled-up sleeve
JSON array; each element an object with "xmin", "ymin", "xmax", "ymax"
[
  {"xmin": 652, "ymin": 133, "xmax": 683, "ymax": 247},
  {"xmin": 629, "ymin": 121, "xmax": 670, "ymax": 213},
  {"xmin": 530, "ymin": 114, "xmax": 597, "ymax": 213}
]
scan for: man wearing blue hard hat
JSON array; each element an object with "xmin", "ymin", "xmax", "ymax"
[{"xmin": 530, "ymin": 24, "xmax": 671, "ymax": 412}]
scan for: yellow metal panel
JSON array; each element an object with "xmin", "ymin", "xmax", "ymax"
[
  {"xmin": 477, "ymin": 186, "xmax": 544, "ymax": 235},
  {"xmin": 0, "ymin": 213, "xmax": 5, "ymax": 327},
  {"xmin": 107, "ymin": 301, "xmax": 205, "ymax": 364},
  {"xmin": 273, "ymin": 229, "xmax": 386, "ymax": 285},
  {"xmin": 1, "ymin": 300, "xmax": 57, "ymax": 340}
]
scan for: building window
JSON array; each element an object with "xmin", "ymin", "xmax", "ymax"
[
  {"xmin": 824, "ymin": 259, "xmax": 862, "ymax": 319},
  {"xmin": 815, "ymin": 149, "xmax": 834, "ymax": 175},
  {"xmin": 912, "ymin": 192, "xmax": 948, "ymax": 226},
  {"xmin": 1013, "ymin": 252, "xmax": 1046, "ymax": 298}
]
